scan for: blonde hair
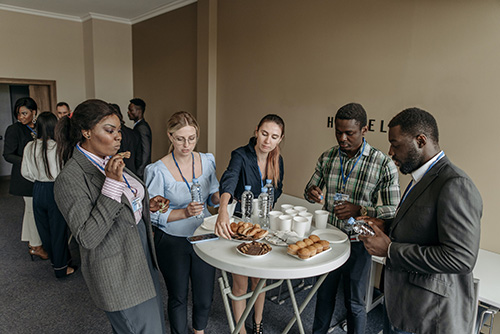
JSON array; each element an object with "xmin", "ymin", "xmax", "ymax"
[{"xmin": 166, "ymin": 111, "xmax": 200, "ymax": 153}]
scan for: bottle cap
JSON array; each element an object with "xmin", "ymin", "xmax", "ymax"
[
  {"xmin": 266, "ymin": 179, "xmax": 272, "ymax": 184},
  {"xmin": 244, "ymin": 185, "xmax": 251, "ymax": 191},
  {"xmin": 347, "ymin": 217, "xmax": 356, "ymax": 225},
  {"xmin": 261, "ymin": 187, "xmax": 267, "ymax": 193},
  {"xmin": 192, "ymin": 178, "xmax": 198, "ymax": 183}
]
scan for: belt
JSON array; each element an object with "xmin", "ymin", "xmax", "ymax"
[{"xmin": 349, "ymin": 234, "xmax": 360, "ymax": 242}]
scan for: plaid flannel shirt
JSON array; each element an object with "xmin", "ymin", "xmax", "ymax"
[{"xmin": 304, "ymin": 141, "xmax": 400, "ymax": 229}]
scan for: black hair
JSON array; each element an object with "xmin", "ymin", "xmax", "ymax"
[
  {"xmin": 109, "ymin": 103, "xmax": 124, "ymax": 124},
  {"xmin": 32, "ymin": 112, "xmax": 58, "ymax": 180},
  {"xmin": 388, "ymin": 107, "xmax": 439, "ymax": 143},
  {"xmin": 129, "ymin": 98, "xmax": 146, "ymax": 113},
  {"xmin": 56, "ymin": 102, "xmax": 70, "ymax": 109},
  {"xmin": 56, "ymin": 99, "xmax": 115, "ymax": 165},
  {"xmin": 335, "ymin": 103, "xmax": 367, "ymax": 128},
  {"xmin": 14, "ymin": 97, "xmax": 37, "ymax": 118}
]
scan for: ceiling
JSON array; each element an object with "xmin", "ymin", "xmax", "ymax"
[{"xmin": 0, "ymin": 0, "xmax": 196, "ymax": 24}]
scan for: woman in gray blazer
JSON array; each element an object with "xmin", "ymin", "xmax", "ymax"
[{"xmin": 54, "ymin": 99, "xmax": 169, "ymax": 334}]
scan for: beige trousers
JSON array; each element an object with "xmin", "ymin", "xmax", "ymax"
[{"xmin": 21, "ymin": 197, "xmax": 42, "ymax": 246}]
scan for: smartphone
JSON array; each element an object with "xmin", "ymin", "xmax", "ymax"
[{"xmin": 187, "ymin": 233, "xmax": 219, "ymax": 244}]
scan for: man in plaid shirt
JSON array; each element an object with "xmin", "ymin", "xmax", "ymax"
[{"xmin": 304, "ymin": 103, "xmax": 400, "ymax": 334}]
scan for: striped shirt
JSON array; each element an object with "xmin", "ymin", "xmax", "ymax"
[{"xmin": 304, "ymin": 141, "xmax": 400, "ymax": 228}]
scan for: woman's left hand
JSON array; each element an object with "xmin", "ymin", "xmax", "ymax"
[
  {"xmin": 185, "ymin": 201, "xmax": 204, "ymax": 217},
  {"xmin": 150, "ymin": 195, "xmax": 170, "ymax": 213}
]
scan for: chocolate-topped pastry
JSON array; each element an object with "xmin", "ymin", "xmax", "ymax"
[{"xmin": 237, "ymin": 241, "xmax": 272, "ymax": 256}]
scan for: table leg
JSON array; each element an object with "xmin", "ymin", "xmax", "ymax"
[
  {"xmin": 233, "ymin": 278, "xmax": 267, "ymax": 334},
  {"xmin": 285, "ymin": 279, "xmax": 305, "ymax": 334},
  {"xmin": 281, "ymin": 273, "xmax": 329, "ymax": 334}
]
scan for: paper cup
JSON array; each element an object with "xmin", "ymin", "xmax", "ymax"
[
  {"xmin": 227, "ymin": 199, "xmax": 237, "ymax": 217},
  {"xmin": 278, "ymin": 214, "xmax": 293, "ymax": 232},
  {"xmin": 280, "ymin": 204, "xmax": 294, "ymax": 212},
  {"xmin": 292, "ymin": 216, "xmax": 309, "ymax": 238},
  {"xmin": 298, "ymin": 212, "xmax": 313, "ymax": 232},
  {"xmin": 314, "ymin": 210, "xmax": 330, "ymax": 229},
  {"xmin": 293, "ymin": 206, "xmax": 307, "ymax": 213},
  {"xmin": 269, "ymin": 211, "xmax": 282, "ymax": 230},
  {"xmin": 285, "ymin": 209, "xmax": 298, "ymax": 217}
]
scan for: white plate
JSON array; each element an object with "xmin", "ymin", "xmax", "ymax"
[
  {"xmin": 236, "ymin": 245, "xmax": 271, "ymax": 258},
  {"xmin": 287, "ymin": 247, "xmax": 332, "ymax": 261},
  {"xmin": 312, "ymin": 228, "xmax": 348, "ymax": 243}
]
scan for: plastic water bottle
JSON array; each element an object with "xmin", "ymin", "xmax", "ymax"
[
  {"xmin": 258, "ymin": 187, "xmax": 270, "ymax": 229},
  {"xmin": 346, "ymin": 217, "xmax": 375, "ymax": 236},
  {"xmin": 241, "ymin": 185, "xmax": 254, "ymax": 222},
  {"xmin": 264, "ymin": 179, "xmax": 274, "ymax": 212},
  {"xmin": 190, "ymin": 178, "xmax": 204, "ymax": 219}
]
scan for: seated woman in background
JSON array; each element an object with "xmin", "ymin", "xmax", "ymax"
[
  {"xmin": 3, "ymin": 97, "xmax": 48, "ymax": 260},
  {"xmin": 21, "ymin": 111, "xmax": 76, "ymax": 278},
  {"xmin": 215, "ymin": 114, "xmax": 285, "ymax": 334},
  {"xmin": 54, "ymin": 99, "xmax": 169, "ymax": 333},
  {"xmin": 145, "ymin": 111, "xmax": 220, "ymax": 334}
]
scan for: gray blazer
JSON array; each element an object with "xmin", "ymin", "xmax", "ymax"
[
  {"xmin": 54, "ymin": 149, "xmax": 159, "ymax": 312},
  {"xmin": 385, "ymin": 156, "xmax": 482, "ymax": 334}
]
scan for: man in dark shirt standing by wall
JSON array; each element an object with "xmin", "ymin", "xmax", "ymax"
[{"xmin": 128, "ymin": 98, "xmax": 151, "ymax": 179}]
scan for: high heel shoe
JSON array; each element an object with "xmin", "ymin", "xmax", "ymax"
[
  {"xmin": 252, "ymin": 319, "xmax": 263, "ymax": 334},
  {"xmin": 57, "ymin": 266, "xmax": 78, "ymax": 279},
  {"xmin": 28, "ymin": 244, "xmax": 49, "ymax": 261}
]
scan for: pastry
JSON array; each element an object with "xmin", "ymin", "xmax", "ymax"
[
  {"xmin": 254, "ymin": 229, "xmax": 269, "ymax": 239},
  {"xmin": 307, "ymin": 245, "xmax": 317, "ymax": 256},
  {"xmin": 298, "ymin": 247, "xmax": 311, "ymax": 259},
  {"xmin": 247, "ymin": 226, "xmax": 260, "ymax": 237},
  {"xmin": 230, "ymin": 222, "xmax": 239, "ymax": 233},
  {"xmin": 303, "ymin": 238, "xmax": 314, "ymax": 246},
  {"xmin": 319, "ymin": 239, "xmax": 330, "ymax": 251},
  {"xmin": 287, "ymin": 244, "xmax": 300, "ymax": 255},
  {"xmin": 313, "ymin": 242, "xmax": 323, "ymax": 253},
  {"xmin": 237, "ymin": 241, "xmax": 272, "ymax": 256},
  {"xmin": 309, "ymin": 234, "xmax": 320, "ymax": 243},
  {"xmin": 296, "ymin": 240, "xmax": 307, "ymax": 249}
]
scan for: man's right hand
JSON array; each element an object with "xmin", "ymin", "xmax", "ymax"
[{"xmin": 307, "ymin": 186, "xmax": 324, "ymax": 203}]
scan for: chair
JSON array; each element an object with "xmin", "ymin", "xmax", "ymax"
[{"xmin": 474, "ymin": 277, "xmax": 499, "ymax": 334}]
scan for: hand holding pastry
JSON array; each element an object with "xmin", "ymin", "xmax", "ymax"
[{"xmin": 150, "ymin": 195, "xmax": 170, "ymax": 213}]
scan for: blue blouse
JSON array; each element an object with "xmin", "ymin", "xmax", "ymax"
[
  {"xmin": 219, "ymin": 137, "xmax": 284, "ymax": 213},
  {"xmin": 145, "ymin": 152, "xmax": 219, "ymax": 237}
]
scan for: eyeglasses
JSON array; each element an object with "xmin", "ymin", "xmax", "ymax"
[{"xmin": 172, "ymin": 135, "xmax": 197, "ymax": 145}]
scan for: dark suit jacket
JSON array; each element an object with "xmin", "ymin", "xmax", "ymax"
[
  {"xmin": 133, "ymin": 119, "xmax": 152, "ymax": 179},
  {"xmin": 119, "ymin": 124, "xmax": 142, "ymax": 175},
  {"xmin": 385, "ymin": 156, "xmax": 482, "ymax": 334},
  {"xmin": 54, "ymin": 149, "xmax": 159, "ymax": 312},
  {"xmin": 2, "ymin": 122, "xmax": 34, "ymax": 196}
]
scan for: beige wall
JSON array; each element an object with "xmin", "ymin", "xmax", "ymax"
[
  {"xmin": 132, "ymin": 4, "xmax": 198, "ymax": 161},
  {"xmin": 0, "ymin": 10, "xmax": 86, "ymax": 110},
  {"xmin": 214, "ymin": 0, "xmax": 500, "ymax": 254}
]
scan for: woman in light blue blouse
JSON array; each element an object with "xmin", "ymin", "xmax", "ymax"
[{"xmin": 145, "ymin": 111, "xmax": 220, "ymax": 334}]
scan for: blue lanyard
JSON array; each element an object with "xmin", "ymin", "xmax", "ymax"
[
  {"xmin": 398, "ymin": 151, "xmax": 445, "ymax": 207},
  {"xmin": 25, "ymin": 124, "xmax": 36, "ymax": 137},
  {"xmin": 76, "ymin": 145, "xmax": 136, "ymax": 195},
  {"xmin": 257, "ymin": 164, "xmax": 264, "ymax": 189},
  {"xmin": 338, "ymin": 138, "xmax": 366, "ymax": 193},
  {"xmin": 172, "ymin": 151, "xmax": 195, "ymax": 192}
]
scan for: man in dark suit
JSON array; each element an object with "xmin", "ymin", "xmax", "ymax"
[
  {"xmin": 110, "ymin": 103, "xmax": 142, "ymax": 175},
  {"xmin": 128, "ymin": 98, "xmax": 151, "ymax": 179},
  {"xmin": 360, "ymin": 108, "xmax": 482, "ymax": 334}
]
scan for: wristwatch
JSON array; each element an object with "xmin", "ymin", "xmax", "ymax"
[{"xmin": 360, "ymin": 206, "xmax": 368, "ymax": 216}]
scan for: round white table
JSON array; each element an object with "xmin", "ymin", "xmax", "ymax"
[{"xmin": 193, "ymin": 223, "xmax": 350, "ymax": 334}]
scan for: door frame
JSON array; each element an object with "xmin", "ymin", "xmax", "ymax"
[{"xmin": 0, "ymin": 77, "xmax": 57, "ymax": 112}]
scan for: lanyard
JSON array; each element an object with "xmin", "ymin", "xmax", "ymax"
[
  {"xmin": 398, "ymin": 151, "xmax": 445, "ymax": 207},
  {"xmin": 76, "ymin": 145, "xmax": 136, "ymax": 195},
  {"xmin": 257, "ymin": 164, "xmax": 264, "ymax": 189},
  {"xmin": 338, "ymin": 138, "xmax": 366, "ymax": 193},
  {"xmin": 172, "ymin": 151, "xmax": 195, "ymax": 192},
  {"xmin": 25, "ymin": 124, "xmax": 37, "ymax": 138}
]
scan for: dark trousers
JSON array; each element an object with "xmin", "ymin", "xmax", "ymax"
[
  {"xmin": 154, "ymin": 230, "xmax": 215, "ymax": 334},
  {"xmin": 106, "ymin": 220, "xmax": 166, "ymax": 334},
  {"xmin": 32, "ymin": 181, "xmax": 71, "ymax": 278},
  {"xmin": 313, "ymin": 242, "xmax": 372, "ymax": 334}
]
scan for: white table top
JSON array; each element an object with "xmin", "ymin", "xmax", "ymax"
[
  {"xmin": 193, "ymin": 225, "xmax": 350, "ymax": 280},
  {"xmin": 473, "ymin": 249, "xmax": 500, "ymax": 309}
]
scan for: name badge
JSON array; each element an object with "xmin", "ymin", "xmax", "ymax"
[{"xmin": 132, "ymin": 197, "xmax": 143, "ymax": 213}]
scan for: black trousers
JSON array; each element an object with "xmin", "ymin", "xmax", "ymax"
[
  {"xmin": 313, "ymin": 241, "xmax": 372, "ymax": 334},
  {"xmin": 33, "ymin": 181, "xmax": 71, "ymax": 278},
  {"xmin": 154, "ymin": 230, "xmax": 215, "ymax": 334}
]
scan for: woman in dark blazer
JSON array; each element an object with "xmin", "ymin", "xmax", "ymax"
[
  {"xmin": 54, "ymin": 99, "xmax": 169, "ymax": 333},
  {"xmin": 2, "ymin": 97, "xmax": 48, "ymax": 260}
]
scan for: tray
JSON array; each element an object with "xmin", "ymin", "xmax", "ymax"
[
  {"xmin": 287, "ymin": 246, "xmax": 332, "ymax": 261},
  {"xmin": 312, "ymin": 228, "xmax": 348, "ymax": 243}
]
